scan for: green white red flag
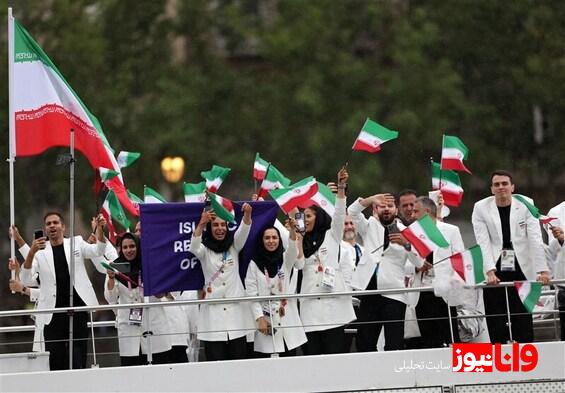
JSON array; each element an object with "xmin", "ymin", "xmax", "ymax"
[
  {"xmin": 144, "ymin": 186, "xmax": 167, "ymax": 203},
  {"xmin": 298, "ymin": 182, "xmax": 336, "ymax": 217},
  {"xmin": 184, "ymin": 181, "xmax": 207, "ymax": 203},
  {"xmin": 431, "ymin": 161, "xmax": 464, "ymax": 207},
  {"xmin": 253, "ymin": 153, "xmax": 269, "ymax": 182},
  {"xmin": 352, "ymin": 118, "xmax": 398, "ymax": 153},
  {"xmin": 258, "ymin": 164, "xmax": 291, "ymax": 198},
  {"xmin": 99, "ymin": 167, "xmax": 119, "ymax": 183},
  {"xmin": 207, "ymin": 192, "xmax": 236, "ymax": 223},
  {"xmin": 9, "ymin": 19, "xmax": 138, "ymax": 215},
  {"xmin": 450, "ymin": 245, "xmax": 485, "ymax": 285},
  {"xmin": 515, "ymin": 281, "xmax": 543, "ymax": 313},
  {"xmin": 100, "ymin": 190, "xmax": 130, "ymax": 244},
  {"xmin": 401, "ymin": 214, "xmax": 449, "ymax": 258},
  {"xmin": 116, "ymin": 151, "xmax": 141, "ymax": 169},
  {"xmin": 269, "ymin": 177, "xmax": 318, "ymax": 214},
  {"xmin": 513, "ymin": 194, "xmax": 557, "ymax": 225},
  {"xmin": 201, "ymin": 165, "xmax": 231, "ymax": 193},
  {"xmin": 440, "ymin": 135, "xmax": 471, "ymax": 174},
  {"xmin": 127, "ymin": 190, "xmax": 143, "ymax": 205}
]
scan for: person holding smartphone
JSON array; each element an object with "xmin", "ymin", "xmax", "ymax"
[
  {"xmin": 298, "ymin": 167, "xmax": 355, "ymax": 355},
  {"xmin": 245, "ymin": 219, "xmax": 306, "ymax": 357}
]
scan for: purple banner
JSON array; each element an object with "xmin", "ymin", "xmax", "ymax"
[{"xmin": 140, "ymin": 201, "xmax": 279, "ymax": 296}]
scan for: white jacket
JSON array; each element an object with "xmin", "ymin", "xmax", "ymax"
[
  {"xmin": 546, "ymin": 202, "xmax": 565, "ymax": 286},
  {"xmin": 104, "ymin": 277, "xmax": 171, "ymax": 357},
  {"xmin": 189, "ymin": 222, "xmax": 255, "ymax": 341},
  {"xmin": 348, "ymin": 198, "xmax": 423, "ymax": 304},
  {"xmin": 300, "ymin": 197, "xmax": 356, "ymax": 332},
  {"xmin": 20, "ymin": 236, "xmax": 107, "ymax": 327},
  {"xmin": 472, "ymin": 196, "xmax": 548, "ymax": 279},
  {"xmin": 245, "ymin": 238, "xmax": 307, "ymax": 353}
]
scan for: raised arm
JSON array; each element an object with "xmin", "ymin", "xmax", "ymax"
[
  {"xmin": 190, "ymin": 209, "xmax": 214, "ymax": 260},
  {"xmin": 233, "ymin": 203, "xmax": 252, "ymax": 252},
  {"xmin": 330, "ymin": 167, "xmax": 348, "ymax": 242}
]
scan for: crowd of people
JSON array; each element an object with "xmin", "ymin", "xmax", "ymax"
[{"xmin": 7, "ymin": 167, "xmax": 565, "ymax": 370}]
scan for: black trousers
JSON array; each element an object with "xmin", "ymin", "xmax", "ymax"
[
  {"xmin": 558, "ymin": 290, "xmax": 565, "ymax": 341},
  {"xmin": 416, "ymin": 292, "xmax": 460, "ymax": 348},
  {"xmin": 168, "ymin": 345, "xmax": 189, "ymax": 363},
  {"xmin": 43, "ymin": 312, "xmax": 88, "ymax": 370},
  {"xmin": 483, "ymin": 285, "xmax": 533, "ymax": 343},
  {"xmin": 203, "ymin": 336, "xmax": 247, "ymax": 361},
  {"xmin": 356, "ymin": 294, "xmax": 406, "ymax": 351},
  {"xmin": 303, "ymin": 325, "xmax": 346, "ymax": 355},
  {"xmin": 120, "ymin": 349, "xmax": 171, "ymax": 366}
]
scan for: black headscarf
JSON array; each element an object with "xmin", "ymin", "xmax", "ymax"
[
  {"xmin": 302, "ymin": 205, "xmax": 332, "ymax": 258},
  {"xmin": 202, "ymin": 219, "xmax": 234, "ymax": 253},
  {"xmin": 113, "ymin": 232, "xmax": 142, "ymax": 289},
  {"xmin": 253, "ymin": 226, "xmax": 284, "ymax": 278}
]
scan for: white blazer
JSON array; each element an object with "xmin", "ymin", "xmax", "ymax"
[
  {"xmin": 546, "ymin": 202, "xmax": 565, "ymax": 284},
  {"xmin": 472, "ymin": 196, "xmax": 548, "ymax": 279},
  {"xmin": 245, "ymin": 239, "xmax": 307, "ymax": 353},
  {"xmin": 348, "ymin": 198, "xmax": 423, "ymax": 304},
  {"xmin": 300, "ymin": 197, "xmax": 356, "ymax": 332},
  {"xmin": 189, "ymin": 222, "xmax": 255, "ymax": 341},
  {"xmin": 104, "ymin": 278, "xmax": 172, "ymax": 357},
  {"xmin": 20, "ymin": 236, "xmax": 107, "ymax": 327}
]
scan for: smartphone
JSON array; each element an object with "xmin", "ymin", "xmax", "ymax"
[
  {"xmin": 34, "ymin": 229, "xmax": 44, "ymax": 239},
  {"xmin": 386, "ymin": 223, "xmax": 400, "ymax": 235},
  {"xmin": 111, "ymin": 262, "xmax": 131, "ymax": 274},
  {"xmin": 294, "ymin": 212, "xmax": 306, "ymax": 233}
]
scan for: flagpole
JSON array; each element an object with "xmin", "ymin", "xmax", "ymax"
[
  {"xmin": 439, "ymin": 135, "xmax": 444, "ymax": 191},
  {"xmin": 8, "ymin": 8, "xmax": 16, "ymax": 290},
  {"xmin": 69, "ymin": 128, "xmax": 75, "ymax": 369}
]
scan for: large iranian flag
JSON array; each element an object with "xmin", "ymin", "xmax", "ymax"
[
  {"xmin": 269, "ymin": 177, "xmax": 318, "ymax": 214},
  {"xmin": 258, "ymin": 164, "xmax": 291, "ymax": 198},
  {"xmin": 450, "ymin": 245, "xmax": 485, "ymax": 285},
  {"xmin": 515, "ymin": 281, "xmax": 543, "ymax": 313},
  {"xmin": 10, "ymin": 19, "xmax": 138, "ymax": 215},
  {"xmin": 401, "ymin": 214, "xmax": 449, "ymax": 258},
  {"xmin": 352, "ymin": 118, "xmax": 398, "ymax": 153},
  {"xmin": 431, "ymin": 161, "xmax": 464, "ymax": 207},
  {"xmin": 440, "ymin": 135, "xmax": 472, "ymax": 174}
]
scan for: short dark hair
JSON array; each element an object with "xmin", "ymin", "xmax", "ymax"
[
  {"xmin": 416, "ymin": 196, "xmax": 437, "ymax": 218},
  {"xmin": 396, "ymin": 189, "xmax": 417, "ymax": 206},
  {"xmin": 43, "ymin": 211, "xmax": 64, "ymax": 224},
  {"xmin": 490, "ymin": 170, "xmax": 513, "ymax": 184}
]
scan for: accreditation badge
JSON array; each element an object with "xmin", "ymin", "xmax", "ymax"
[
  {"xmin": 128, "ymin": 307, "xmax": 143, "ymax": 325},
  {"xmin": 500, "ymin": 249, "xmax": 516, "ymax": 272}
]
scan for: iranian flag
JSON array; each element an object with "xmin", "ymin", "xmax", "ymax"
[
  {"xmin": 9, "ymin": 18, "xmax": 138, "ymax": 216},
  {"xmin": 440, "ymin": 135, "xmax": 471, "ymax": 174},
  {"xmin": 127, "ymin": 190, "xmax": 143, "ymax": 205},
  {"xmin": 513, "ymin": 194, "xmax": 557, "ymax": 225},
  {"xmin": 99, "ymin": 167, "xmax": 119, "ymax": 183},
  {"xmin": 401, "ymin": 214, "xmax": 449, "ymax": 258},
  {"xmin": 450, "ymin": 245, "xmax": 485, "ymax": 285},
  {"xmin": 299, "ymin": 182, "xmax": 336, "ymax": 217},
  {"xmin": 253, "ymin": 153, "xmax": 269, "ymax": 182},
  {"xmin": 207, "ymin": 192, "xmax": 236, "ymax": 223},
  {"xmin": 100, "ymin": 190, "xmax": 130, "ymax": 244},
  {"xmin": 270, "ymin": 177, "xmax": 318, "ymax": 214},
  {"xmin": 144, "ymin": 186, "xmax": 167, "ymax": 203},
  {"xmin": 258, "ymin": 164, "xmax": 291, "ymax": 198},
  {"xmin": 515, "ymin": 281, "xmax": 543, "ymax": 313},
  {"xmin": 117, "ymin": 151, "xmax": 140, "ymax": 169},
  {"xmin": 184, "ymin": 181, "xmax": 207, "ymax": 203},
  {"xmin": 431, "ymin": 161, "xmax": 464, "ymax": 207},
  {"xmin": 201, "ymin": 165, "xmax": 231, "ymax": 193},
  {"xmin": 352, "ymin": 118, "xmax": 399, "ymax": 153}
]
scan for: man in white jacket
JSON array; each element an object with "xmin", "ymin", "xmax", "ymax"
[
  {"xmin": 472, "ymin": 170, "xmax": 550, "ymax": 343},
  {"xmin": 21, "ymin": 212, "xmax": 108, "ymax": 370}
]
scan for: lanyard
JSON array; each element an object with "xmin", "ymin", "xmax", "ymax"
[
  {"xmin": 264, "ymin": 267, "xmax": 284, "ymax": 293},
  {"xmin": 206, "ymin": 251, "xmax": 228, "ymax": 293}
]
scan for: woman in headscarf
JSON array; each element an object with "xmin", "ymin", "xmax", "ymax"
[
  {"xmin": 104, "ymin": 233, "xmax": 171, "ymax": 366},
  {"xmin": 299, "ymin": 167, "xmax": 356, "ymax": 355},
  {"xmin": 245, "ymin": 219, "xmax": 306, "ymax": 357},
  {"xmin": 189, "ymin": 203, "xmax": 254, "ymax": 361}
]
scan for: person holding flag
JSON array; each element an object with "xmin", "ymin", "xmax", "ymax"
[
  {"xmin": 472, "ymin": 170, "xmax": 550, "ymax": 343},
  {"xmin": 189, "ymin": 202, "xmax": 254, "ymax": 361},
  {"xmin": 104, "ymin": 233, "xmax": 172, "ymax": 366},
  {"xmin": 298, "ymin": 167, "xmax": 356, "ymax": 355}
]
